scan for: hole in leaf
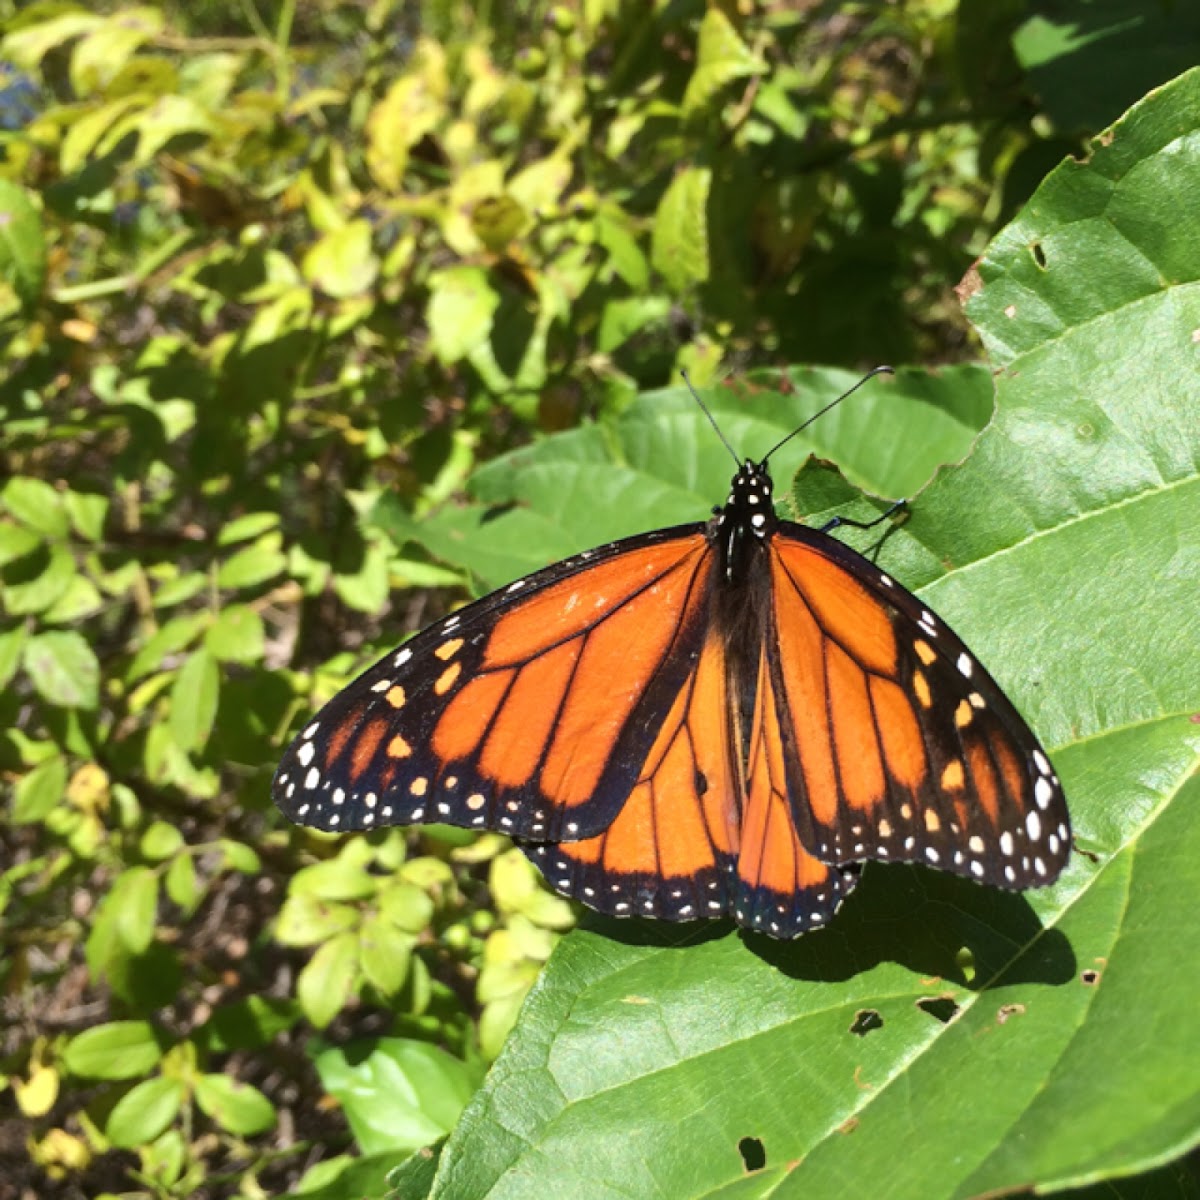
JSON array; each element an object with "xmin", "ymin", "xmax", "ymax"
[
  {"xmin": 738, "ymin": 1136, "xmax": 766, "ymax": 1172},
  {"xmin": 916, "ymin": 996, "xmax": 959, "ymax": 1024},
  {"xmin": 1081, "ymin": 968, "xmax": 1101, "ymax": 986},
  {"xmin": 997, "ymin": 1002, "xmax": 1025, "ymax": 1025},
  {"xmin": 850, "ymin": 1009, "xmax": 883, "ymax": 1036},
  {"xmin": 1031, "ymin": 241, "xmax": 1047, "ymax": 268}
]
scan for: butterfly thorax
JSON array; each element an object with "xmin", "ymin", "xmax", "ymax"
[{"xmin": 710, "ymin": 459, "xmax": 777, "ymax": 586}]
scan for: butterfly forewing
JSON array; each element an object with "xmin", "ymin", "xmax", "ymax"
[
  {"xmin": 274, "ymin": 527, "xmax": 714, "ymax": 843},
  {"xmin": 523, "ymin": 621, "xmax": 742, "ymax": 923},
  {"xmin": 767, "ymin": 528, "xmax": 1071, "ymax": 889}
]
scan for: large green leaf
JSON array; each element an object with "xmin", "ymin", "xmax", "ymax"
[
  {"xmin": 421, "ymin": 69, "xmax": 1200, "ymax": 1200},
  {"xmin": 378, "ymin": 363, "xmax": 993, "ymax": 593}
]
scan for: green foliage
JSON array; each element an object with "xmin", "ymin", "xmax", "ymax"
[
  {"xmin": 416, "ymin": 69, "xmax": 1200, "ymax": 1200},
  {"xmin": 1, "ymin": 1, "xmax": 1196, "ymax": 1197}
]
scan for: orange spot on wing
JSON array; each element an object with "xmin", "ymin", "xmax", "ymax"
[
  {"xmin": 770, "ymin": 558, "xmax": 838, "ymax": 825},
  {"xmin": 869, "ymin": 677, "xmax": 927, "ymax": 791},
  {"xmin": 688, "ymin": 634, "xmax": 742, "ymax": 857},
  {"xmin": 966, "ymin": 738, "xmax": 1000, "ymax": 825},
  {"xmin": 741, "ymin": 649, "xmax": 830, "ymax": 893},
  {"xmin": 552, "ymin": 627, "xmax": 739, "ymax": 884},
  {"xmin": 432, "ymin": 669, "xmax": 514, "ymax": 764},
  {"xmin": 479, "ymin": 644, "xmax": 580, "ymax": 788},
  {"xmin": 941, "ymin": 760, "xmax": 965, "ymax": 791},
  {"xmin": 773, "ymin": 542, "xmax": 897, "ymax": 675},
  {"xmin": 594, "ymin": 785, "xmax": 658, "ymax": 873},
  {"xmin": 325, "ymin": 717, "xmax": 355, "ymax": 769},
  {"xmin": 485, "ymin": 540, "xmax": 708, "ymax": 668},
  {"xmin": 992, "ymin": 736, "xmax": 1024, "ymax": 820},
  {"xmin": 826, "ymin": 642, "xmax": 885, "ymax": 812},
  {"xmin": 435, "ymin": 662, "xmax": 462, "ymax": 695},
  {"xmin": 538, "ymin": 553, "xmax": 711, "ymax": 809},
  {"xmin": 350, "ymin": 718, "xmax": 388, "ymax": 783}
]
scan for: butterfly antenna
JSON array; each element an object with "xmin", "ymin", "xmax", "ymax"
[
  {"xmin": 681, "ymin": 369, "xmax": 742, "ymax": 468},
  {"xmin": 762, "ymin": 365, "xmax": 894, "ymax": 463}
]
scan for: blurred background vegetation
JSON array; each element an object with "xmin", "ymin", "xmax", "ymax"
[{"xmin": 2, "ymin": 1, "xmax": 1197, "ymax": 1196}]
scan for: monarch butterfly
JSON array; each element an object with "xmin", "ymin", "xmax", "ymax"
[{"xmin": 274, "ymin": 374, "xmax": 1070, "ymax": 938}]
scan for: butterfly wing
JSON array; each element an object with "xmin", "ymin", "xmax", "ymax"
[
  {"xmin": 273, "ymin": 527, "xmax": 717, "ymax": 843},
  {"xmin": 766, "ymin": 524, "xmax": 1070, "ymax": 888},
  {"xmin": 522, "ymin": 620, "xmax": 743, "ymax": 923},
  {"xmin": 732, "ymin": 640, "xmax": 860, "ymax": 936}
]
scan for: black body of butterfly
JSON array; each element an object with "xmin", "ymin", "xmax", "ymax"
[{"xmin": 274, "ymin": 399, "xmax": 1069, "ymax": 938}]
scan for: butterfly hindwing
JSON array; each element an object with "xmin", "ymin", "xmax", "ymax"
[
  {"xmin": 274, "ymin": 528, "xmax": 715, "ymax": 842},
  {"xmin": 733, "ymin": 640, "xmax": 859, "ymax": 936},
  {"xmin": 767, "ymin": 526, "xmax": 1070, "ymax": 888}
]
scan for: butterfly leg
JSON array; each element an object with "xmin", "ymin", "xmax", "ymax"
[{"xmin": 818, "ymin": 499, "xmax": 907, "ymax": 536}]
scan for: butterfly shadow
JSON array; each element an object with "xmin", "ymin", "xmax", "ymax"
[
  {"xmin": 742, "ymin": 863, "xmax": 1076, "ymax": 994},
  {"xmin": 577, "ymin": 863, "xmax": 1074, "ymax": 1001}
]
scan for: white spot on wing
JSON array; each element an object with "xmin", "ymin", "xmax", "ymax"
[{"xmin": 1035, "ymin": 777, "xmax": 1054, "ymax": 809}]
